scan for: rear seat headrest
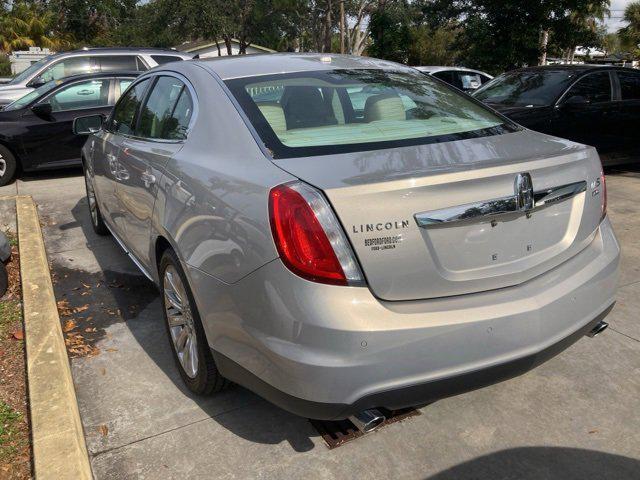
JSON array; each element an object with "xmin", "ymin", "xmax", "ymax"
[{"xmin": 364, "ymin": 93, "xmax": 406, "ymax": 122}]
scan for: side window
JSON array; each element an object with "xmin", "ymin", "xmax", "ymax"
[
  {"xmin": 165, "ymin": 88, "xmax": 194, "ymax": 140},
  {"xmin": 110, "ymin": 78, "xmax": 150, "ymax": 135},
  {"xmin": 151, "ymin": 55, "xmax": 184, "ymax": 65},
  {"xmin": 137, "ymin": 76, "xmax": 185, "ymax": 139},
  {"xmin": 46, "ymin": 79, "xmax": 110, "ymax": 112},
  {"xmin": 617, "ymin": 71, "xmax": 640, "ymax": 101},
  {"xmin": 40, "ymin": 56, "xmax": 93, "ymax": 82},
  {"xmin": 98, "ymin": 56, "xmax": 138, "ymax": 72},
  {"xmin": 117, "ymin": 78, "xmax": 134, "ymax": 100},
  {"xmin": 566, "ymin": 72, "xmax": 612, "ymax": 103},
  {"xmin": 432, "ymin": 71, "xmax": 455, "ymax": 86}
]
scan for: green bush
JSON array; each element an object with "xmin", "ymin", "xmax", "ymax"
[{"xmin": 0, "ymin": 56, "xmax": 11, "ymax": 77}]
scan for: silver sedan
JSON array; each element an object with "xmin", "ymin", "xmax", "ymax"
[{"xmin": 76, "ymin": 54, "xmax": 619, "ymax": 427}]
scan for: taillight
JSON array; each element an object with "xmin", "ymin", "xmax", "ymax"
[{"xmin": 269, "ymin": 182, "xmax": 364, "ymax": 286}]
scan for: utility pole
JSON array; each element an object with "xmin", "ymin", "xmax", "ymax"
[{"xmin": 340, "ymin": 0, "xmax": 345, "ymax": 54}]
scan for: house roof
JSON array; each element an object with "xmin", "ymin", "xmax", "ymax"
[{"xmin": 176, "ymin": 39, "xmax": 275, "ymax": 54}]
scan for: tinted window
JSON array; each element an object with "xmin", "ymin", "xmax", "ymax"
[
  {"xmin": 151, "ymin": 55, "xmax": 184, "ymax": 65},
  {"xmin": 3, "ymin": 80, "xmax": 57, "ymax": 111},
  {"xmin": 566, "ymin": 72, "xmax": 611, "ymax": 103},
  {"xmin": 165, "ymin": 88, "xmax": 194, "ymax": 140},
  {"xmin": 432, "ymin": 71, "xmax": 455, "ymax": 85},
  {"xmin": 110, "ymin": 78, "xmax": 150, "ymax": 135},
  {"xmin": 40, "ymin": 56, "xmax": 93, "ymax": 82},
  {"xmin": 474, "ymin": 69, "xmax": 575, "ymax": 106},
  {"xmin": 47, "ymin": 79, "xmax": 110, "ymax": 112},
  {"xmin": 226, "ymin": 69, "xmax": 510, "ymax": 159},
  {"xmin": 98, "ymin": 55, "xmax": 139, "ymax": 72},
  {"xmin": 618, "ymin": 71, "xmax": 640, "ymax": 100},
  {"xmin": 137, "ymin": 76, "xmax": 185, "ymax": 139}
]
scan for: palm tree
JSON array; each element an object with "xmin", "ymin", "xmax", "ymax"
[
  {"xmin": 619, "ymin": 1, "xmax": 640, "ymax": 54},
  {"xmin": 0, "ymin": 3, "xmax": 73, "ymax": 54}
]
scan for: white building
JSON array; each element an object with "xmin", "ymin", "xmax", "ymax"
[
  {"xmin": 9, "ymin": 47, "xmax": 53, "ymax": 75},
  {"xmin": 176, "ymin": 39, "xmax": 275, "ymax": 58}
]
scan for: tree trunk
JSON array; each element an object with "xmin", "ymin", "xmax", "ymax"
[
  {"xmin": 224, "ymin": 36, "xmax": 232, "ymax": 56},
  {"xmin": 538, "ymin": 29, "xmax": 549, "ymax": 65},
  {"xmin": 216, "ymin": 41, "xmax": 222, "ymax": 57},
  {"xmin": 324, "ymin": 0, "xmax": 332, "ymax": 53},
  {"xmin": 339, "ymin": 0, "xmax": 345, "ymax": 54}
]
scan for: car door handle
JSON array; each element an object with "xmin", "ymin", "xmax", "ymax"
[
  {"xmin": 77, "ymin": 89, "xmax": 94, "ymax": 96},
  {"xmin": 141, "ymin": 171, "xmax": 156, "ymax": 188}
]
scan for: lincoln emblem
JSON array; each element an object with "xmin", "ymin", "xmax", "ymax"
[{"xmin": 514, "ymin": 172, "xmax": 534, "ymax": 211}]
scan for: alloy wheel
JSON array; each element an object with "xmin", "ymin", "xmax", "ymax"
[{"xmin": 163, "ymin": 265, "xmax": 199, "ymax": 378}]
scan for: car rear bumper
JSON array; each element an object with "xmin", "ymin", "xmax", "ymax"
[{"xmin": 188, "ymin": 217, "xmax": 619, "ymax": 420}]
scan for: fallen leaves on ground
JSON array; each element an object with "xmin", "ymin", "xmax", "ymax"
[
  {"xmin": 98, "ymin": 424, "xmax": 108, "ymax": 437},
  {"xmin": 11, "ymin": 327, "xmax": 23, "ymax": 341},
  {"xmin": 65, "ymin": 332, "xmax": 99, "ymax": 358}
]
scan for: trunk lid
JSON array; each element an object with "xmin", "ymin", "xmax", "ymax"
[{"xmin": 274, "ymin": 131, "xmax": 605, "ymax": 301}]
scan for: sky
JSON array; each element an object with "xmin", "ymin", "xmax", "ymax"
[{"xmin": 605, "ymin": 0, "xmax": 633, "ymax": 32}]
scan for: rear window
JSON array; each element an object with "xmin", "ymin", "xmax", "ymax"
[
  {"xmin": 151, "ymin": 55, "xmax": 184, "ymax": 65},
  {"xmin": 474, "ymin": 69, "xmax": 576, "ymax": 107},
  {"xmin": 225, "ymin": 69, "xmax": 512, "ymax": 158}
]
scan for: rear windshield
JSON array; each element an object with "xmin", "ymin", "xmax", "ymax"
[
  {"xmin": 473, "ymin": 69, "xmax": 576, "ymax": 107},
  {"xmin": 225, "ymin": 69, "xmax": 513, "ymax": 158}
]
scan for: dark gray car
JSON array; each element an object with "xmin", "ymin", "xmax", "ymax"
[{"xmin": 75, "ymin": 54, "xmax": 619, "ymax": 426}]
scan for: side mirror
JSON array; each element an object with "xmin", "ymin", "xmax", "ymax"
[
  {"xmin": 73, "ymin": 114, "xmax": 105, "ymax": 135},
  {"xmin": 27, "ymin": 77, "xmax": 47, "ymax": 88},
  {"xmin": 31, "ymin": 102, "xmax": 52, "ymax": 118},
  {"xmin": 562, "ymin": 95, "xmax": 589, "ymax": 106}
]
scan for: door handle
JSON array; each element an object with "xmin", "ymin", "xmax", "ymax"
[
  {"xmin": 77, "ymin": 89, "xmax": 95, "ymax": 96},
  {"xmin": 141, "ymin": 170, "xmax": 156, "ymax": 188}
]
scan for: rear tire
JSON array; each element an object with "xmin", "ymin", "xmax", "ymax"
[
  {"xmin": 83, "ymin": 164, "xmax": 109, "ymax": 236},
  {"xmin": 0, "ymin": 145, "xmax": 17, "ymax": 187},
  {"xmin": 0, "ymin": 263, "xmax": 7, "ymax": 297},
  {"xmin": 160, "ymin": 248, "xmax": 228, "ymax": 395}
]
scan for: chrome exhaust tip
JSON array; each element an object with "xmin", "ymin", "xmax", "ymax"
[
  {"xmin": 349, "ymin": 409, "xmax": 386, "ymax": 433},
  {"xmin": 587, "ymin": 320, "xmax": 609, "ymax": 338}
]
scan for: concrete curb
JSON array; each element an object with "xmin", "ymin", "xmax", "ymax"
[{"xmin": 17, "ymin": 196, "xmax": 93, "ymax": 480}]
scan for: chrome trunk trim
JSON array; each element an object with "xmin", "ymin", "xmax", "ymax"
[{"xmin": 415, "ymin": 180, "xmax": 586, "ymax": 228}]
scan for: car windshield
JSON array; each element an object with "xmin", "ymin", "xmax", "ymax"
[
  {"xmin": 225, "ymin": 69, "xmax": 511, "ymax": 158},
  {"xmin": 2, "ymin": 80, "xmax": 58, "ymax": 111},
  {"xmin": 7, "ymin": 56, "xmax": 52, "ymax": 85},
  {"xmin": 473, "ymin": 69, "xmax": 576, "ymax": 107}
]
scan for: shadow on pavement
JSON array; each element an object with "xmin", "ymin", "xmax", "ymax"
[
  {"xmin": 426, "ymin": 446, "xmax": 640, "ymax": 480},
  {"xmin": 62, "ymin": 197, "xmax": 317, "ymax": 453}
]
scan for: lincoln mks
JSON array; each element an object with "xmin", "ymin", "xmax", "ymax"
[{"xmin": 76, "ymin": 54, "xmax": 619, "ymax": 427}]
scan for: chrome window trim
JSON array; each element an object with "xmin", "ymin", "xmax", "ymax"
[{"xmin": 415, "ymin": 180, "xmax": 587, "ymax": 228}]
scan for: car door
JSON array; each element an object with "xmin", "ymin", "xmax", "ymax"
[
  {"xmin": 19, "ymin": 78, "xmax": 114, "ymax": 169},
  {"xmin": 552, "ymin": 71, "xmax": 617, "ymax": 153},
  {"xmin": 115, "ymin": 75, "xmax": 193, "ymax": 267},
  {"xmin": 612, "ymin": 69, "xmax": 640, "ymax": 161},
  {"xmin": 93, "ymin": 77, "xmax": 152, "ymax": 235}
]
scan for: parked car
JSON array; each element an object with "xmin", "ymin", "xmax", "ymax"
[
  {"xmin": 415, "ymin": 66, "xmax": 493, "ymax": 92},
  {"xmin": 76, "ymin": 54, "xmax": 618, "ymax": 427},
  {"xmin": 0, "ymin": 71, "xmax": 139, "ymax": 186},
  {"xmin": 0, "ymin": 47, "xmax": 192, "ymax": 107},
  {"xmin": 473, "ymin": 65, "xmax": 640, "ymax": 165}
]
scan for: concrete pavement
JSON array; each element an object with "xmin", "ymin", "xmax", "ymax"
[{"xmin": 1, "ymin": 167, "xmax": 639, "ymax": 479}]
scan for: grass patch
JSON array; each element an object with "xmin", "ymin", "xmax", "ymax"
[
  {"xmin": 0, "ymin": 300, "xmax": 21, "ymax": 337},
  {"xmin": 0, "ymin": 402, "xmax": 24, "ymax": 462}
]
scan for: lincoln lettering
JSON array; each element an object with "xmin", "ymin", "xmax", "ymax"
[{"xmin": 352, "ymin": 220, "xmax": 410, "ymax": 234}]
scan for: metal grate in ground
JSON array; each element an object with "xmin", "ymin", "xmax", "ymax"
[{"xmin": 309, "ymin": 408, "xmax": 420, "ymax": 449}]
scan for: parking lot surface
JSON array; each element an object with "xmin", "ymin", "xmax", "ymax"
[{"xmin": 1, "ymin": 167, "xmax": 639, "ymax": 479}]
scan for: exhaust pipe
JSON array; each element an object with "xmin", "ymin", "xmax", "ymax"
[
  {"xmin": 349, "ymin": 409, "xmax": 386, "ymax": 433},
  {"xmin": 587, "ymin": 320, "xmax": 609, "ymax": 338}
]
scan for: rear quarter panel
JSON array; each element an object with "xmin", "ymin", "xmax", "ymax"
[{"xmin": 151, "ymin": 65, "xmax": 293, "ymax": 285}]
